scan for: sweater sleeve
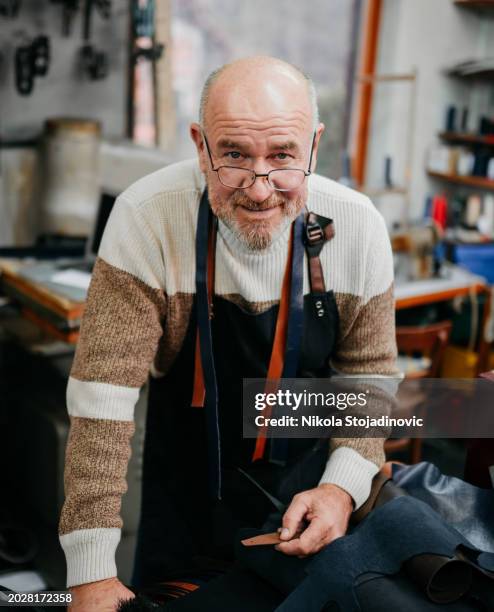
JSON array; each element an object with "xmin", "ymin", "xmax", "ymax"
[
  {"xmin": 318, "ymin": 207, "xmax": 399, "ymax": 510},
  {"xmin": 59, "ymin": 195, "xmax": 166, "ymax": 587}
]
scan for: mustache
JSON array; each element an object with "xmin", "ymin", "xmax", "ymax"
[{"xmin": 229, "ymin": 190, "xmax": 286, "ymax": 211}]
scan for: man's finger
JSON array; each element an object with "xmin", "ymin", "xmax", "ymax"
[
  {"xmin": 275, "ymin": 536, "xmax": 303, "ymax": 555},
  {"xmin": 281, "ymin": 494, "xmax": 309, "ymax": 540},
  {"xmin": 297, "ymin": 517, "xmax": 329, "ymax": 552},
  {"xmin": 276, "ymin": 517, "xmax": 327, "ymax": 556}
]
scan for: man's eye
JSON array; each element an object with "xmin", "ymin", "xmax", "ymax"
[
  {"xmin": 275, "ymin": 153, "xmax": 291, "ymax": 160},
  {"xmin": 226, "ymin": 151, "xmax": 242, "ymax": 160}
]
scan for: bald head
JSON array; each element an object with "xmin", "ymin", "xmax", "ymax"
[{"xmin": 199, "ymin": 56, "xmax": 319, "ymax": 131}]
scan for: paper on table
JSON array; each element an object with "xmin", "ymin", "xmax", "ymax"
[{"xmin": 50, "ymin": 269, "xmax": 92, "ymax": 290}]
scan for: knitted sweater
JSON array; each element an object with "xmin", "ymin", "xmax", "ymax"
[{"xmin": 59, "ymin": 158, "xmax": 398, "ymax": 587}]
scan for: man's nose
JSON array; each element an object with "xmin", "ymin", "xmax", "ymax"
[{"xmin": 244, "ymin": 163, "xmax": 275, "ymax": 203}]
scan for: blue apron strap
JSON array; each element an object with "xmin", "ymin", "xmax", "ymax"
[
  {"xmin": 195, "ymin": 189, "xmax": 222, "ymax": 499},
  {"xmin": 282, "ymin": 213, "xmax": 305, "ymax": 378}
]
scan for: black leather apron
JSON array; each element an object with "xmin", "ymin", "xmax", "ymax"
[{"xmin": 131, "ymin": 193, "xmax": 339, "ymax": 588}]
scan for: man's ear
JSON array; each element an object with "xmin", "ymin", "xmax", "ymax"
[
  {"xmin": 190, "ymin": 122, "xmax": 207, "ymax": 174},
  {"xmin": 310, "ymin": 123, "xmax": 325, "ymax": 173}
]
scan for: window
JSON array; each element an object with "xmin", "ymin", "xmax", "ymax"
[{"xmin": 169, "ymin": 0, "xmax": 357, "ymax": 179}]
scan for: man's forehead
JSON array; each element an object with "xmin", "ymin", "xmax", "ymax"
[
  {"xmin": 207, "ymin": 112, "xmax": 311, "ymax": 143},
  {"xmin": 204, "ymin": 67, "xmax": 313, "ymax": 130},
  {"xmin": 206, "ymin": 117, "xmax": 314, "ymax": 159}
]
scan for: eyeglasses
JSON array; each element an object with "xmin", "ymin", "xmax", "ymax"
[{"xmin": 202, "ymin": 131, "xmax": 316, "ymax": 191}]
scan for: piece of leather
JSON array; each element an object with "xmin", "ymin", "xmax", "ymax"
[
  {"xmin": 392, "ymin": 462, "xmax": 494, "ymax": 554},
  {"xmin": 237, "ymin": 496, "xmax": 494, "ymax": 612},
  {"xmin": 241, "ymin": 532, "xmax": 282, "ymax": 547},
  {"xmin": 404, "ymin": 554, "xmax": 474, "ymax": 604}
]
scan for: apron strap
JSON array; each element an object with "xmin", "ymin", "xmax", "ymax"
[
  {"xmin": 251, "ymin": 216, "xmax": 303, "ymax": 462},
  {"xmin": 194, "ymin": 189, "xmax": 221, "ymax": 498},
  {"xmin": 304, "ymin": 211, "xmax": 335, "ymax": 295},
  {"xmin": 191, "ymin": 199, "xmax": 216, "ymax": 409},
  {"xmin": 191, "ymin": 189, "xmax": 335, "ymax": 493},
  {"xmin": 265, "ymin": 215, "xmax": 305, "ymax": 464}
]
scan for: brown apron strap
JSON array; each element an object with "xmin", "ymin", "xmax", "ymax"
[
  {"xmin": 305, "ymin": 211, "xmax": 334, "ymax": 294},
  {"xmin": 191, "ymin": 331, "xmax": 205, "ymax": 407},
  {"xmin": 251, "ymin": 224, "xmax": 294, "ymax": 461}
]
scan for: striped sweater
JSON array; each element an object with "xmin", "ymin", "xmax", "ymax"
[{"xmin": 59, "ymin": 158, "xmax": 398, "ymax": 587}]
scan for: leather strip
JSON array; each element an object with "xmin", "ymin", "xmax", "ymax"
[
  {"xmin": 191, "ymin": 201, "xmax": 217, "ymax": 408},
  {"xmin": 241, "ymin": 532, "xmax": 282, "ymax": 547},
  {"xmin": 191, "ymin": 331, "xmax": 205, "ymax": 407},
  {"xmin": 252, "ymin": 221, "xmax": 295, "ymax": 462}
]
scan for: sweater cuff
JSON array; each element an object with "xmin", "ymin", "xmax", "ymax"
[
  {"xmin": 59, "ymin": 528, "xmax": 121, "ymax": 587},
  {"xmin": 318, "ymin": 447, "xmax": 379, "ymax": 510}
]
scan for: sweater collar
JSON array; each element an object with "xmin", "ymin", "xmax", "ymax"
[{"xmin": 217, "ymin": 214, "xmax": 294, "ymax": 257}]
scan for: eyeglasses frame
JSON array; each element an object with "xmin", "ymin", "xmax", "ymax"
[{"xmin": 201, "ymin": 130, "xmax": 317, "ymax": 191}]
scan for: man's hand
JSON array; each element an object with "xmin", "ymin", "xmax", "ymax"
[
  {"xmin": 275, "ymin": 483, "xmax": 353, "ymax": 557},
  {"xmin": 68, "ymin": 577, "xmax": 135, "ymax": 612}
]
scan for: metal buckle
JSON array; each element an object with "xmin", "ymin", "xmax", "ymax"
[{"xmin": 307, "ymin": 225, "xmax": 324, "ymax": 244}]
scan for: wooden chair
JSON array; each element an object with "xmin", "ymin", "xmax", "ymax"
[{"xmin": 384, "ymin": 321, "xmax": 453, "ymax": 463}]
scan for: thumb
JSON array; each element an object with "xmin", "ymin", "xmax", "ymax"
[{"xmin": 281, "ymin": 495, "xmax": 308, "ymax": 540}]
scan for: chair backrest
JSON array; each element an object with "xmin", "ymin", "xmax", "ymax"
[
  {"xmin": 464, "ymin": 370, "xmax": 494, "ymax": 488},
  {"xmin": 396, "ymin": 321, "xmax": 453, "ymax": 378}
]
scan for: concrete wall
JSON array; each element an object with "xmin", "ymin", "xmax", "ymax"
[
  {"xmin": 0, "ymin": 2, "xmax": 130, "ymax": 245},
  {"xmin": 362, "ymin": 0, "xmax": 494, "ymax": 228}
]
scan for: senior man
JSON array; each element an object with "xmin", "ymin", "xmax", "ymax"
[{"xmin": 61, "ymin": 55, "xmax": 397, "ymax": 611}]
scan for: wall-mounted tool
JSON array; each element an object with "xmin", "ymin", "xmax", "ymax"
[
  {"xmin": 384, "ymin": 155, "xmax": 394, "ymax": 188},
  {"xmin": 50, "ymin": 0, "xmax": 79, "ymax": 37},
  {"xmin": 79, "ymin": 0, "xmax": 111, "ymax": 80},
  {"xmin": 0, "ymin": 0, "xmax": 20, "ymax": 18},
  {"xmin": 131, "ymin": 0, "xmax": 163, "ymax": 63},
  {"xmin": 32, "ymin": 36, "xmax": 50, "ymax": 77},
  {"xmin": 14, "ymin": 36, "xmax": 51, "ymax": 96},
  {"xmin": 128, "ymin": 0, "xmax": 163, "ymax": 144},
  {"xmin": 80, "ymin": 44, "xmax": 107, "ymax": 80},
  {"xmin": 133, "ymin": 40, "xmax": 163, "ymax": 63},
  {"xmin": 15, "ymin": 43, "xmax": 33, "ymax": 95}
]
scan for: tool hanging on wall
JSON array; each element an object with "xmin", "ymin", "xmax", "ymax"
[
  {"xmin": 79, "ymin": 0, "xmax": 111, "ymax": 80},
  {"xmin": 128, "ymin": 0, "xmax": 164, "ymax": 145},
  {"xmin": 0, "ymin": 0, "xmax": 20, "ymax": 18},
  {"xmin": 32, "ymin": 36, "xmax": 50, "ymax": 76},
  {"xmin": 132, "ymin": 0, "xmax": 163, "ymax": 62},
  {"xmin": 15, "ymin": 43, "xmax": 33, "ymax": 95},
  {"xmin": 14, "ymin": 35, "xmax": 51, "ymax": 96},
  {"xmin": 50, "ymin": 0, "xmax": 79, "ymax": 37}
]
